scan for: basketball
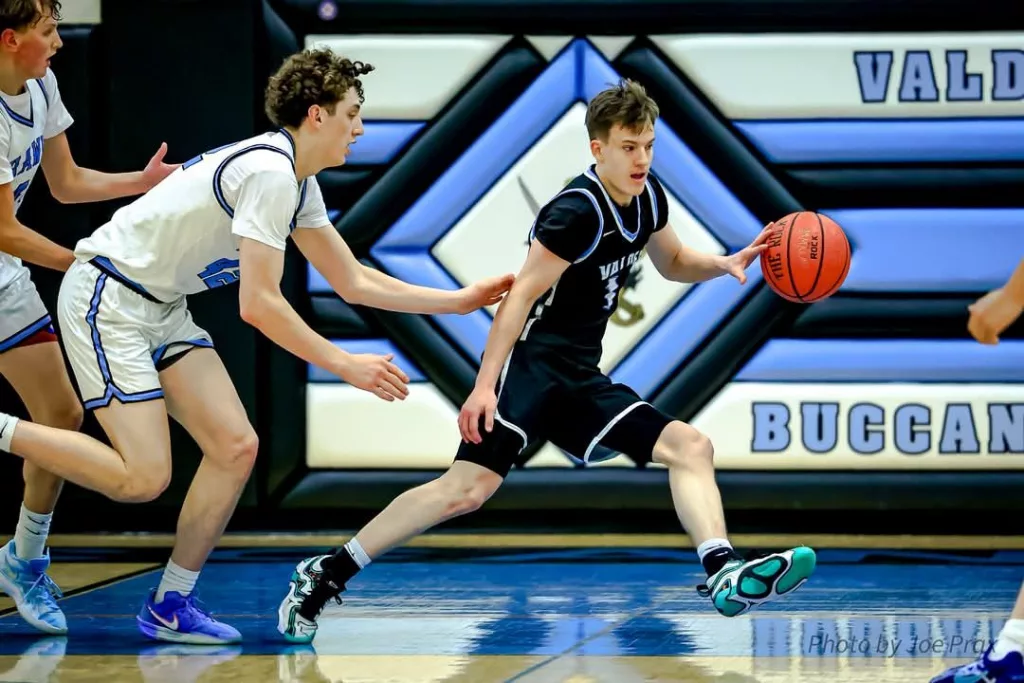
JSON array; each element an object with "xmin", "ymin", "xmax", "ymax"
[{"xmin": 759, "ymin": 211, "xmax": 851, "ymax": 303}]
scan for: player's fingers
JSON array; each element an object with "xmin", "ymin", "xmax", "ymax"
[
  {"xmin": 468, "ymin": 407, "xmax": 483, "ymax": 443},
  {"xmin": 380, "ymin": 376, "xmax": 407, "ymax": 400},
  {"xmin": 458, "ymin": 410, "xmax": 469, "ymax": 442},
  {"xmin": 386, "ymin": 362, "xmax": 410, "ymax": 384},
  {"xmin": 485, "ymin": 404, "xmax": 495, "ymax": 433},
  {"xmin": 373, "ymin": 386, "xmax": 395, "ymax": 401}
]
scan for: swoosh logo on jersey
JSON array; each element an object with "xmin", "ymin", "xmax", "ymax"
[{"xmin": 148, "ymin": 606, "xmax": 179, "ymax": 630}]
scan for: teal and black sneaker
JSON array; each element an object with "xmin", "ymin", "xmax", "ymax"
[{"xmin": 697, "ymin": 546, "xmax": 817, "ymax": 617}]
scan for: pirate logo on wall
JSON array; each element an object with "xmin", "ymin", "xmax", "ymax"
[{"xmin": 517, "ymin": 175, "xmax": 645, "ymax": 328}]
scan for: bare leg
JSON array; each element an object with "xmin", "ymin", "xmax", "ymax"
[
  {"xmin": 650, "ymin": 421, "xmax": 727, "ymax": 545},
  {"xmin": 0, "ymin": 341, "xmax": 83, "ymax": 518},
  {"xmin": 3, "ymin": 397, "xmax": 172, "ymax": 504},
  {"xmin": 157, "ymin": 348, "xmax": 258, "ymax": 573},
  {"xmin": 354, "ymin": 461, "xmax": 504, "ymax": 557}
]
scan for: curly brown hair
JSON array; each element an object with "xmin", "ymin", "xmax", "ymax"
[
  {"xmin": 264, "ymin": 48, "xmax": 375, "ymax": 128},
  {"xmin": 0, "ymin": 0, "xmax": 61, "ymax": 32},
  {"xmin": 585, "ymin": 79, "xmax": 659, "ymax": 142}
]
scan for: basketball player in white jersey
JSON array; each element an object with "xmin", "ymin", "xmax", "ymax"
[
  {"xmin": 0, "ymin": 47, "xmax": 513, "ymax": 644},
  {"xmin": 932, "ymin": 256, "xmax": 1024, "ymax": 683},
  {"xmin": 0, "ymin": 0, "xmax": 177, "ymax": 634}
]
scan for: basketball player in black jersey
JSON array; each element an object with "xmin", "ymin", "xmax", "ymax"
[{"xmin": 277, "ymin": 79, "xmax": 817, "ymax": 643}]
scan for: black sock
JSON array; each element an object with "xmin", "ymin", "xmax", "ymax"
[
  {"xmin": 702, "ymin": 547, "xmax": 742, "ymax": 577},
  {"xmin": 322, "ymin": 546, "xmax": 361, "ymax": 585}
]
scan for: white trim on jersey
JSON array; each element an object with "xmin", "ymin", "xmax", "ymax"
[
  {"xmin": 584, "ymin": 167, "xmax": 641, "ymax": 242},
  {"xmin": 644, "ymin": 178, "xmax": 659, "ymax": 227}
]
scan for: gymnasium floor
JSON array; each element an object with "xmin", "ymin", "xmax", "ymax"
[{"xmin": 1, "ymin": 534, "xmax": 1021, "ymax": 682}]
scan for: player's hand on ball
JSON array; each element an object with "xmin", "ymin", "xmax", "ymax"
[
  {"xmin": 721, "ymin": 223, "xmax": 773, "ymax": 285},
  {"xmin": 141, "ymin": 142, "xmax": 180, "ymax": 190},
  {"xmin": 967, "ymin": 288, "xmax": 1023, "ymax": 345},
  {"xmin": 459, "ymin": 386, "xmax": 497, "ymax": 444},
  {"xmin": 338, "ymin": 353, "xmax": 410, "ymax": 401},
  {"xmin": 455, "ymin": 274, "xmax": 515, "ymax": 314}
]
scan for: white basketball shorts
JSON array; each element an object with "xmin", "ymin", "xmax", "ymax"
[
  {"xmin": 57, "ymin": 259, "xmax": 213, "ymax": 410},
  {"xmin": 0, "ymin": 267, "xmax": 54, "ymax": 354}
]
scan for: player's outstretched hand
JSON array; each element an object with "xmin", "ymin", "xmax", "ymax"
[
  {"xmin": 455, "ymin": 274, "xmax": 515, "ymax": 314},
  {"xmin": 459, "ymin": 386, "xmax": 497, "ymax": 444},
  {"xmin": 968, "ymin": 288, "xmax": 1023, "ymax": 345},
  {"xmin": 337, "ymin": 353, "xmax": 410, "ymax": 401},
  {"xmin": 141, "ymin": 142, "xmax": 180, "ymax": 190},
  {"xmin": 721, "ymin": 223, "xmax": 773, "ymax": 285}
]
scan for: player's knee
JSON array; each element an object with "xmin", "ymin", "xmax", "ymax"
[
  {"xmin": 211, "ymin": 426, "xmax": 259, "ymax": 476},
  {"xmin": 116, "ymin": 466, "xmax": 172, "ymax": 503},
  {"xmin": 653, "ymin": 421, "xmax": 714, "ymax": 470},
  {"xmin": 439, "ymin": 470, "xmax": 502, "ymax": 517}
]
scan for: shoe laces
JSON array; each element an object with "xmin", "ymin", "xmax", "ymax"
[
  {"xmin": 24, "ymin": 571, "xmax": 63, "ymax": 612},
  {"xmin": 180, "ymin": 593, "xmax": 217, "ymax": 624},
  {"xmin": 299, "ymin": 571, "xmax": 344, "ymax": 621}
]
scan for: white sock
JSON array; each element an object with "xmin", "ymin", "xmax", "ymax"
[
  {"xmin": 0, "ymin": 412, "xmax": 19, "ymax": 452},
  {"xmin": 696, "ymin": 538, "xmax": 733, "ymax": 562},
  {"xmin": 13, "ymin": 505, "xmax": 51, "ymax": 560},
  {"xmin": 991, "ymin": 619, "xmax": 1024, "ymax": 660},
  {"xmin": 155, "ymin": 559, "xmax": 200, "ymax": 602},
  {"xmin": 345, "ymin": 539, "xmax": 371, "ymax": 569}
]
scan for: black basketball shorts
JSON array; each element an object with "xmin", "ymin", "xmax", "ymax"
[{"xmin": 455, "ymin": 341, "xmax": 675, "ymax": 478}]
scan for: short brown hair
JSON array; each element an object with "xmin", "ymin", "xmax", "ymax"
[
  {"xmin": 585, "ymin": 79, "xmax": 659, "ymax": 142},
  {"xmin": 0, "ymin": 0, "xmax": 61, "ymax": 33},
  {"xmin": 264, "ymin": 48, "xmax": 375, "ymax": 128}
]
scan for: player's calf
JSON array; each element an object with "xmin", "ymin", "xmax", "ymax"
[{"xmin": 278, "ymin": 462, "xmax": 503, "ymax": 642}]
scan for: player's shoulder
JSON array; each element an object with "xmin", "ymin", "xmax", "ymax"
[
  {"xmin": 543, "ymin": 176, "xmax": 602, "ymax": 220},
  {"xmin": 226, "ymin": 134, "xmax": 298, "ymax": 182}
]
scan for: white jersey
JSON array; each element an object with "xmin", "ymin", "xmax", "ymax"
[
  {"xmin": 0, "ymin": 68, "xmax": 74, "ymax": 289},
  {"xmin": 74, "ymin": 129, "xmax": 331, "ymax": 302}
]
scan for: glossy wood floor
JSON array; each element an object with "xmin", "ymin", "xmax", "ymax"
[{"xmin": 1, "ymin": 536, "xmax": 1020, "ymax": 682}]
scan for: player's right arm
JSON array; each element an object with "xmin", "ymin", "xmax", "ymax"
[
  {"xmin": 233, "ymin": 169, "xmax": 409, "ymax": 401},
  {"xmin": 967, "ymin": 257, "xmax": 1024, "ymax": 345},
  {"xmin": 0, "ymin": 182, "xmax": 74, "ymax": 271},
  {"xmin": 459, "ymin": 193, "xmax": 594, "ymax": 444},
  {"xmin": 459, "ymin": 241, "xmax": 570, "ymax": 443}
]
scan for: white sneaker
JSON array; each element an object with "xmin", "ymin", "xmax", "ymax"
[
  {"xmin": 277, "ymin": 555, "xmax": 341, "ymax": 644},
  {"xmin": 0, "ymin": 540, "xmax": 66, "ymax": 634}
]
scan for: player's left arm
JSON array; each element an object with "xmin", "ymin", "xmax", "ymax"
[
  {"xmin": 35, "ymin": 69, "xmax": 176, "ymax": 204},
  {"xmin": 293, "ymin": 224, "xmax": 512, "ymax": 314},
  {"xmin": 41, "ymin": 133, "xmax": 177, "ymax": 204},
  {"xmin": 290, "ymin": 177, "xmax": 512, "ymax": 314},
  {"xmin": 646, "ymin": 225, "xmax": 769, "ymax": 285},
  {"xmin": 643, "ymin": 174, "xmax": 770, "ymax": 285}
]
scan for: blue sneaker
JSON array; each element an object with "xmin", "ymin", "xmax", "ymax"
[
  {"xmin": 931, "ymin": 646, "xmax": 1024, "ymax": 683},
  {"xmin": 697, "ymin": 546, "xmax": 816, "ymax": 617},
  {"xmin": 0, "ymin": 540, "xmax": 66, "ymax": 634},
  {"xmin": 136, "ymin": 590, "xmax": 241, "ymax": 645}
]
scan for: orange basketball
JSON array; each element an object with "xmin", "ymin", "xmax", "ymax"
[{"xmin": 759, "ymin": 211, "xmax": 851, "ymax": 303}]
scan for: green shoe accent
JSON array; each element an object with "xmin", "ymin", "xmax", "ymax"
[{"xmin": 776, "ymin": 546, "xmax": 816, "ymax": 594}]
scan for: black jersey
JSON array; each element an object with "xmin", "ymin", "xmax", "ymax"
[{"xmin": 521, "ymin": 165, "xmax": 669, "ymax": 354}]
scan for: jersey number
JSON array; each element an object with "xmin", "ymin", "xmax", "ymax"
[
  {"xmin": 198, "ymin": 258, "xmax": 240, "ymax": 289},
  {"xmin": 12, "ymin": 180, "xmax": 30, "ymax": 203}
]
